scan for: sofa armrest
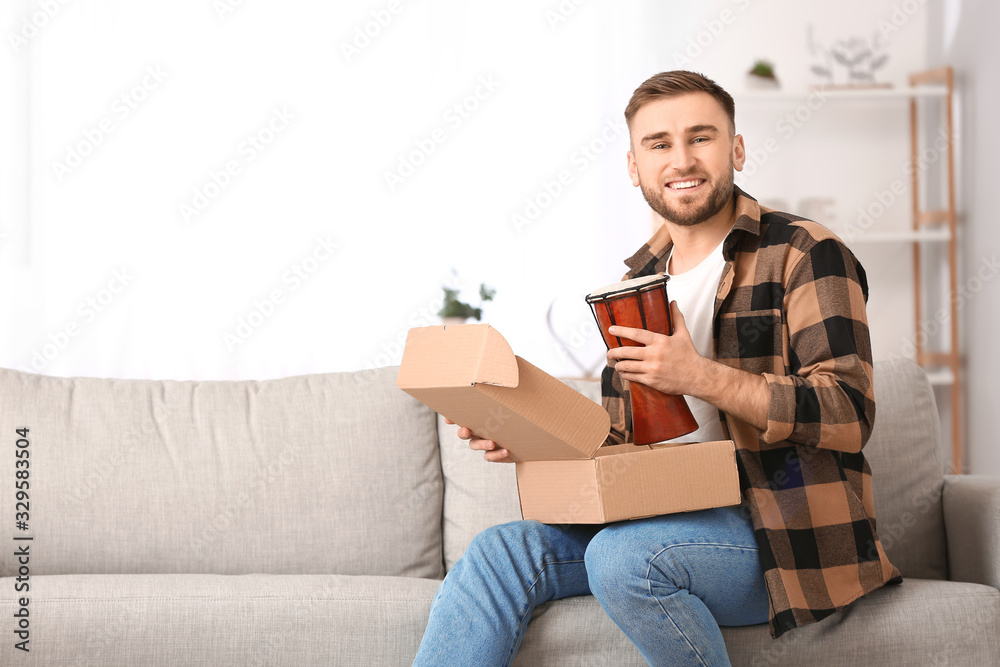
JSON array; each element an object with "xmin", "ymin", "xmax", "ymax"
[{"xmin": 942, "ymin": 474, "xmax": 1000, "ymax": 588}]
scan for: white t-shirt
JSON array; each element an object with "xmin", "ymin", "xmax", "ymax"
[{"xmin": 665, "ymin": 238, "xmax": 727, "ymax": 443}]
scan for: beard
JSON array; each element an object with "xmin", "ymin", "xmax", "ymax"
[{"xmin": 638, "ymin": 158, "xmax": 735, "ymax": 227}]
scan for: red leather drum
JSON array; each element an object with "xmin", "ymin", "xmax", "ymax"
[{"xmin": 586, "ymin": 274, "xmax": 698, "ymax": 445}]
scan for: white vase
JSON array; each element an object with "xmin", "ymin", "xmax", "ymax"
[
  {"xmin": 746, "ymin": 74, "xmax": 780, "ymax": 90},
  {"xmin": 440, "ymin": 317, "xmax": 469, "ymax": 327}
]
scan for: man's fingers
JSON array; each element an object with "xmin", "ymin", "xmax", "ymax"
[
  {"xmin": 484, "ymin": 450, "xmax": 513, "ymax": 463},
  {"xmin": 607, "ymin": 345, "xmax": 646, "ymax": 362},
  {"xmin": 443, "ymin": 417, "xmax": 455, "ymax": 425},
  {"xmin": 466, "ymin": 437, "xmax": 512, "ymax": 463},
  {"xmin": 608, "ymin": 325, "xmax": 658, "ymax": 345},
  {"xmin": 612, "ymin": 360, "xmax": 638, "ymax": 375},
  {"xmin": 456, "ymin": 427, "xmax": 511, "ymax": 463},
  {"xmin": 468, "ymin": 437, "xmax": 497, "ymax": 452},
  {"xmin": 441, "ymin": 413, "xmax": 512, "ymax": 464}
]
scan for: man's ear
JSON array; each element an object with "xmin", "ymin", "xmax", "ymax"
[
  {"xmin": 627, "ymin": 149, "xmax": 640, "ymax": 187},
  {"xmin": 732, "ymin": 133, "xmax": 746, "ymax": 172},
  {"xmin": 733, "ymin": 134, "xmax": 747, "ymax": 171}
]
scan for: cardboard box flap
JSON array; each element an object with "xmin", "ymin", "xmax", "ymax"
[
  {"xmin": 475, "ymin": 356, "xmax": 609, "ymax": 460},
  {"xmin": 397, "ymin": 324, "xmax": 610, "ymax": 461},
  {"xmin": 396, "ymin": 324, "xmax": 519, "ymax": 389}
]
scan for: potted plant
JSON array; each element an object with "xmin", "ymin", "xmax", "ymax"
[
  {"xmin": 746, "ymin": 59, "xmax": 779, "ymax": 89},
  {"xmin": 438, "ymin": 283, "xmax": 495, "ymax": 326}
]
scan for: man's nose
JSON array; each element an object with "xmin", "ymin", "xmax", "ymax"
[{"xmin": 672, "ymin": 144, "xmax": 696, "ymax": 171}]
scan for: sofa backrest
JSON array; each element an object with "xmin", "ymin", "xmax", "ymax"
[
  {"xmin": 439, "ymin": 358, "xmax": 948, "ymax": 580},
  {"xmin": 0, "ymin": 366, "xmax": 445, "ymax": 580},
  {"xmin": 862, "ymin": 357, "xmax": 948, "ymax": 579}
]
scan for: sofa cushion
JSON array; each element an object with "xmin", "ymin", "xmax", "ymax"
[
  {"xmin": 2, "ymin": 576, "xmax": 995, "ymax": 666},
  {"xmin": 0, "ymin": 366, "xmax": 444, "ymax": 579},
  {"xmin": 440, "ymin": 378, "xmax": 601, "ymax": 571},
  {"xmin": 518, "ymin": 579, "xmax": 1000, "ymax": 666},
  {"xmin": 864, "ymin": 358, "xmax": 948, "ymax": 580},
  {"xmin": 0, "ymin": 573, "xmax": 442, "ymax": 666},
  {"xmin": 721, "ymin": 579, "xmax": 1000, "ymax": 666}
]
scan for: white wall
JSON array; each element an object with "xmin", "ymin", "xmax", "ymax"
[
  {"xmin": 925, "ymin": 0, "xmax": 1000, "ymax": 475},
  {"xmin": 1, "ymin": 0, "xmax": 659, "ymax": 381}
]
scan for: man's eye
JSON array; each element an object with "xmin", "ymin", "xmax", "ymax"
[
  {"xmin": 692, "ymin": 137, "xmax": 707, "ymax": 143},
  {"xmin": 653, "ymin": 143, "xmax": 668, "ymax": 149}
]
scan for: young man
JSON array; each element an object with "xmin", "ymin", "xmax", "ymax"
[{"xmin": 413, "ymin": 71, "xmax": 900, "ymax": 666}]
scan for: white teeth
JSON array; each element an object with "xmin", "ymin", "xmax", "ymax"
[{"xmin": 668, "ymin": 179, "xmax": 703, "ymax": 189}]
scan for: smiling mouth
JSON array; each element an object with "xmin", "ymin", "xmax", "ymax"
[{"xmin": 667, "ymin": 178, "xmax": 706, "ymax": 190}]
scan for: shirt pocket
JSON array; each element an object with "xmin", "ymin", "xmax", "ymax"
[{"xmin": 716, "ymin": 308, "xmax": 783, "ymax": 367}]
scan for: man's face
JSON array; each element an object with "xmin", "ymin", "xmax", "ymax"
[{"xmin": 626, "ymin": 92, "xmax": 745, "ymax": 226}]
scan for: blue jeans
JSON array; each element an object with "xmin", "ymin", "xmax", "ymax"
[{"xmin": 413, "ymin": 505, "xmax": 768, "ymax": 667}]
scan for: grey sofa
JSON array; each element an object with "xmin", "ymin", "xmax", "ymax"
[{"xmin": 0, "ymin": 358, "xmax": 997, "ymax": 666}]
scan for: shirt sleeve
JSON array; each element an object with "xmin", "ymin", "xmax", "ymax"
[{"xmin": 759, "ymin": 236, "xmax": 876, "ymax": 453}]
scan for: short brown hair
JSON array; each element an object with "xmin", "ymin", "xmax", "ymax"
[{"xmin": 624, "ymin": 70, "xmax": 735, "ymax": 135}]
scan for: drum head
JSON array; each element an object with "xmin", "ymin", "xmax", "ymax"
[{"xmin": 586, "ymin": 274, "xmax": 669, "ymax": 302}]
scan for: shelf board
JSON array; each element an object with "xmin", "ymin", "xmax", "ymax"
[
  {"xmin": 925, "ymin": 369, "xmax": 955, "ymax": 385},
  {"xmin": 735, "ymin": 85, "xmax": 949, "ymax": 102},
  {"xmin": 829, "ymin": 227, "xmax": 952, "ymax": 243}
]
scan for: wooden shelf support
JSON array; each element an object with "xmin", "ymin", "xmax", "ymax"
[{"xmin": 908, "ymin": 65, "xmax": 962, "ymax": 473}]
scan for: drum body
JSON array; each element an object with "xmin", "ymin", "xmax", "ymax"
[{"xmin": 586, "ymin": 275, "xmax": 698, "ymax": 445}]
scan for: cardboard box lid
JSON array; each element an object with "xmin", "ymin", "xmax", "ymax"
[{"xmin": 396, "ymin": 324, "xmax": 611, "ymax": 461}]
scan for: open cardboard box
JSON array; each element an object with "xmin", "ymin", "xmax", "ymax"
[{"xmin": 396, "ymin": 324, "xmax": 741, "ymax": 523}]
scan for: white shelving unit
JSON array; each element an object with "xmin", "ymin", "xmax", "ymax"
[
  {"xmin": 737, "ymin": 85, "xmax": 948, "ymax": 101},
  {"xmin": 826, "ymin": 228, "xmax": 951, "ymax": 243},
  {"xmin": 733, "ymin": 69, "xmax": 962, "ymax": 470}
]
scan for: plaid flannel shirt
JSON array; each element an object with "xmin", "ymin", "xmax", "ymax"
[{"xmin": 602, "ymin": 185, "xmax": 902, "ymax": 638}]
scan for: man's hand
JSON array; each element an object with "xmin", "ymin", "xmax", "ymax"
[
  {"xmin": 606, "ymin": 300, "xmax": 709, "ymax": 396},
  {"xmin": 606, "ymin": 300, "xmax": 770, "ymax": 432},
  {"xmin": 443, "ymin": 417, "xmax": 514, "ymax": 463}
]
